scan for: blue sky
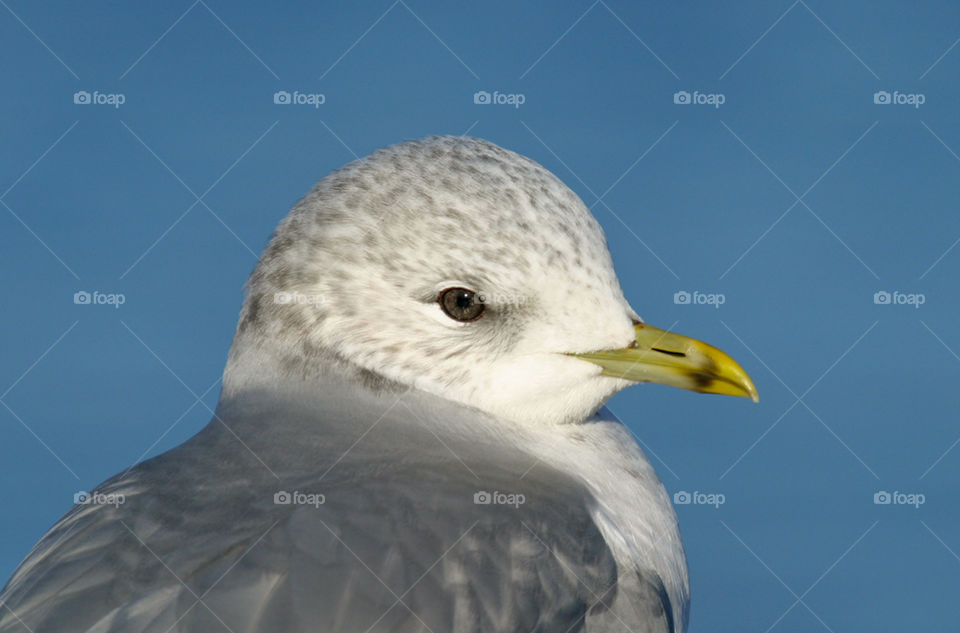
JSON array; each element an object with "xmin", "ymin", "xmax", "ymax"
[{"xmin": 1, "ymin": 1, "xmax": 959, "ymax": 630}]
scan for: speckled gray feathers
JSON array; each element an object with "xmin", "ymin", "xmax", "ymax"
[{"xmin": 226, "ymin": 136, "xmax": 631, "ymax": 400}]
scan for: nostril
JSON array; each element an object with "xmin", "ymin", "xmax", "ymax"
[{"xmin": 651, "ymin": 347, "xmax": 685, "ymax": 358}]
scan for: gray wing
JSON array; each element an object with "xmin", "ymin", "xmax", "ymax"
[
  {"xmin": 1, "ymin": 464, "xmax": 619, "ymax": 632},
  {"xmin": 0, "ymin": 389, "xmax": 675, "ymax": 633}
]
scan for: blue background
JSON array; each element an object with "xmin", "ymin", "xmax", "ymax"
[{"xmin": 2, "ymin": 1, "xmax": 959, "ymax": 630}]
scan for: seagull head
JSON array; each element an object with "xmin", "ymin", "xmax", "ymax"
[{"xmin": 224, "ymin": 136, "xmax": 757, "ymax": 425}]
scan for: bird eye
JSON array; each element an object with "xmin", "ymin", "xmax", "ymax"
[{"xmin": 438, "ymin": 287, "xmax": 485, "ymax": 322}]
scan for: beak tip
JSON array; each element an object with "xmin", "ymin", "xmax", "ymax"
[{"xmin": 737, "ymin": 375, "xmax": 759, "ymax": 403}]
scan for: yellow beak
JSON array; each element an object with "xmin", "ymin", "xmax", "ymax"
[{"xmin": 571, "ymin": 323, "xmax": 759, "ymax": 402}]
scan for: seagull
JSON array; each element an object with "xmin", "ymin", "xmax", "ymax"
[{"xmin": 0, "ymin": 136, "xmax": 757, "ymax": 633}]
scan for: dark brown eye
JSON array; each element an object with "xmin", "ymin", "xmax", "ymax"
[{"xmin": 438, "ymin": 287, "xmax": 485, "ymax": 322}]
